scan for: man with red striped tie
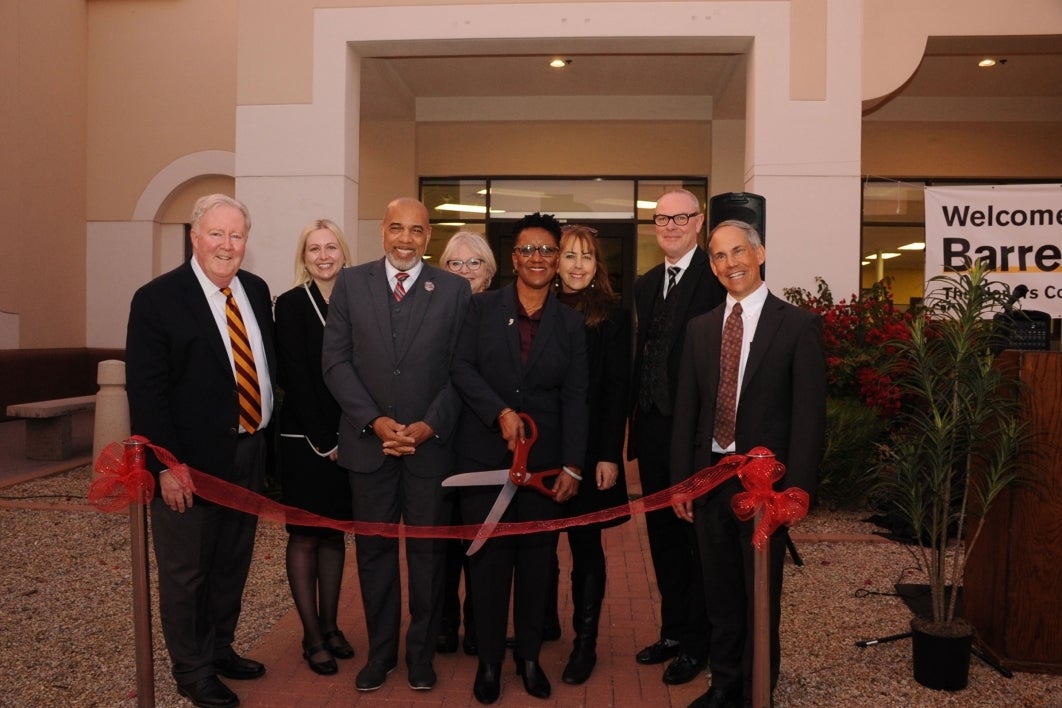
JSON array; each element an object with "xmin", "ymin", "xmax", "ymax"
[{"xmin": 127, "ymin": 194, "xmax": 275, "ymax": 708}]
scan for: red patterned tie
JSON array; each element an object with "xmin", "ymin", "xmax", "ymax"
[
  {"xmin": 394, "ymin": 272, "xmax": 409, "ymax": 301},
  {"xmin": 713, "ymin": 302, "xmax": 743, "ymax": 449},
  {"xmin": 222, "ymin": 287, "xmax": 262, "ymax": 434}
]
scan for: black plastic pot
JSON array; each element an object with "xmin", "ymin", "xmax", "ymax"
[{"xmin": 910, "ymin": 617, "xmax": 974, "ymax": 691}]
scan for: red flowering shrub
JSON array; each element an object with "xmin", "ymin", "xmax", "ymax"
[{"xmin": 784, "ymin": 278, "xmax": 915, "ymax": 507}]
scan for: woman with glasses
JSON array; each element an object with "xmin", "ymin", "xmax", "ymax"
[
  {"xmin": 436, "ymin": 230, "xmax": 496, "ymax": 657},
  {"xmin": 451, "ymin": 212, "xmax": 588, "ymax": 704},
  {"xmin": 441, "ymin": 230, "xmax": 497, "ymax": 295},
  {"xmin": 550, "ymin": 224, "xmax": 631, "ymax": 685}
]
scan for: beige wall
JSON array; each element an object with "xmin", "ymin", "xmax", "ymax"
[
  {"xmin": 0, "ymin": 0, "xmax": 87, "ymax": 348},
  {"xmin": 863, "ymin": 122, "xmax": 1062, "ymax": 178},
  {"xmin": 87, "ymin": 0, "xmax": 238, "ymax": 221}
]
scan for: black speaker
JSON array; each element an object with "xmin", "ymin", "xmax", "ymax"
[{"xmin": 709, "ymin": 192, "xmax": 766, "ymax": 244}]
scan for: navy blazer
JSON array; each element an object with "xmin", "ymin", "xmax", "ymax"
[
  {"xmin": 126, "ymin": 261, "xmax": 276, "ymax": 482},
  {"xmin": 451, "ymin": 285, "xmax": 588, "ymax": 474},
  {"xmin": 670, "ymin": 291, "xmax": 826, "ymax": 497}
]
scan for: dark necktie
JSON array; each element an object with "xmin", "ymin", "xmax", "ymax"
[
  {"xmin": 714, "ymin": 302, "xmax": 743, "ymax": 449},
  {"xmin": 665, "ymin": 265, "xmax": 680, "ymax": 299},
  {"xmin": 394, "ymin": 272, "xmax": 409, "ymax": 301},
  {"xmin": 222, "ymin": 287, "xmax": 262, "ymax": 434}
]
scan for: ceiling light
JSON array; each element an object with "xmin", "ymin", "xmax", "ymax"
[
  {"xmin": 978, "ymin": 58, "xmax": 997, "ymax": 68},
  {"xmin": 549, "ymin": 58, "xmax": 570, "ymax": 68},
  {"xmin": 898, "ymin": 242, "xmax": 925, "ymax": 251},
  {"xmin": 863, "ymin": 252, "xmax": 901, "ymax": 260}
]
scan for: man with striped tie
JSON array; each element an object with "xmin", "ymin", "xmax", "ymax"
[{"xmin": 127, "ymin": 194, "xmax": 275, "ymax": 708}]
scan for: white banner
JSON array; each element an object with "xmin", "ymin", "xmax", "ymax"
[{"xmin": 924, "ymin": 184, "xmax": 1062, "ymax": 317}]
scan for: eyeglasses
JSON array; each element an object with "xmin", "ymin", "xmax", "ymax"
[
  {"xmin": 653, "ymin": 212, "xmax": 700, "ymax": 227},
  {"xmin": 446, "ymin": 258, "xmax": 484, "ymax": 272},
  {"xmin": 512, "ymin": 244, "xmax": 560, "ymax": 259}
]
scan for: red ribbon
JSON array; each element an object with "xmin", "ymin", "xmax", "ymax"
[
  {"xmin": 89, "ymin": 439, "xmax": 807, "ymax": 543},
  {"xmin": 729, "ymin": 446, "xmax": 810, "ymax": 549}
]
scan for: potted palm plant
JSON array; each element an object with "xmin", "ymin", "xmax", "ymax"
[{"xmin": 876, "ymin": 260, "xmax": 1029, "ymax": 691}]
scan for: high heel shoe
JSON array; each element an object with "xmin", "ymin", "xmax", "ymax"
[
  {"xmin": 517, "ymin": 659, "xmax": 551, "ymax": 699},
  {"xmin": 322, "ymin": 629, "xmax": 355, "ymax": 659},
  {"xmin": 302, "ymin": 643, "xmax": 338, "ymax": 676},
  {"xmin": 473, "ymin": 661, "xmax": 502, "ymax": 704}
]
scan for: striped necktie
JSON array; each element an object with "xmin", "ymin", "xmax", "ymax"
[
  {"xmin": 665, "ymin": 265, "xmax": 680, "ymax": 299},
  {"xmin": 394, "ymin": 272, "xmax": 409, "ymax": 301},
  {"xmin": 222, "ymin": 287, "xmax": 262, "ymax": 433}
]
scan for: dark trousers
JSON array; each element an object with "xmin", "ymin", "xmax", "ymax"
[
  {"xmin": 151, "ymin": 432, "xmax": 265, "ymax": 685},
  {"xmin": 636, "ymin": 408, "xmax": 710, "ymax": 659},
  {"xmin": 350, "ymin": 456, "xmax": 448, "ymax": 667},
  {"xmin": 694, "ymin": 477, "xmax": 785, "ymax": 699},
  {"xmin": 460, "ymin": 483, "xmax": 559, "ymax": 664}
]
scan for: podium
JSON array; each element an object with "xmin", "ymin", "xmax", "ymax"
[{"xmin": 964, "ymin": 350, "xmax": 1062, "ymax": 674}]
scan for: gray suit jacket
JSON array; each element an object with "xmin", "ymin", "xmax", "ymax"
[{"xmin": 322, "ymin": 258, "xmax": 470, "ymax": 477}]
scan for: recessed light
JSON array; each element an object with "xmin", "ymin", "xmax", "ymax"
[
  {"xmin": 898, "ymin": 242, "xmax": 925, "ymax": 251},
  {"xmin": 549, "ymin": 58, "xmax": 570, "ymax": 68},
  {"xmin": 978, "ymin": 58, "xmax": 997, "ymax": 68}
]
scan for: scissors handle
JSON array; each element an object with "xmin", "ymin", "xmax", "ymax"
[{"xmin": 508, "ymin": 413, "xmax": 561, "ymax": 497}]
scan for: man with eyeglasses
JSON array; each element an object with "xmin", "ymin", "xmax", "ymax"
[
  {"xmin": 628, "ymin": 188, "xmax": 725, "ymax": 686},
  {"xmin": 322, "ymin": 197, "xmax": 471, "ymax": 694}
]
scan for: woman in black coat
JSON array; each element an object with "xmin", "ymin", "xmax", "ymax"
[
  {"xmin": 450, "ymin": 212, "xmax": 588, "ymax": 704},
  {"xmin": 275, "ymin": 219, "xmax": 355, "ymax": 676},
  {"xmin": 552, "ymin": 224, "xmax": 631, "ymax": 684}
]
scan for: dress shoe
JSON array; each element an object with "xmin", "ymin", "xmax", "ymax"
[
  {"xmin": 302, "ymin": 642, "xmax": 338, "ymax": 676},
  {"xmin": 517, "ymin": 659, "xmax": 551, "ymax": 699},
  {"xmin": 177, "ymin": 676, "xmax": 239, "ymax": 708},
  {"xmin": 561, "ymin": 643, "xmax": 597, "ymax": 685},
  {"xmin": 663, "ymin": 653, "xmax": 708, "ymax": 685},
  {"xmin": 688, "ymin": 686, "xmax": 742, "ymax": 708},
  {"xmin": 407, "ymin": 662, "xmax": 437, "ymax": 690},
  {"xmin": 473, "ymin": 661, "xmax": 502, "ymax": 704},
  {"xmin": 355, "ymin": 658, "xmax": 397, "ymax": 691},
  {"xmin": 635, "ymin": 638, "xmax": 681, "ymax": 665},
  {"xmin": 323, "ymin": 629, "xmax": 354, "ymax": 659},
  {"xmin": 213, "ymin": 652, "xmax": 265, "ymax": 680},
  {"xmin": 436, "ymin": 632, "xmax": 459, "ymax": 654}
]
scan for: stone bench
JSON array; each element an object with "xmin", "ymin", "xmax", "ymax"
[{"xmin": 6, "ymin": 395, "xmax": 96, "ymax": 460}]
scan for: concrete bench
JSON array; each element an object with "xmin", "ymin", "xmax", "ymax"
[{"xmin": 6, "ymin": 395, "xmax": 96, "ymax": 460}]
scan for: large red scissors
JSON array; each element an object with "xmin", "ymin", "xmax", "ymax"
[{"xmin": 442, "ymin": 412, "xmax": 561, "ymax": 555}]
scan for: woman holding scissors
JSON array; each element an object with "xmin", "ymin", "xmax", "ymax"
[{"xmin": 449, "ymin": 212, "xmax": 588, "ymax": 704}]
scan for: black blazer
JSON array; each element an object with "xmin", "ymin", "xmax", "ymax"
[
  {"xmin": 275, "ymin": 282, "xmax": 339, "ymax": 452},
  {"xmin": 126, "ymin": 261, "xmax": 276, "ymax": 482},
  {"xmin": 627, "ymin": 247, "xmax": 725, "ymax": 460},
  {"xmin": 670, "ymin": 291, "xmax": 826, "ymax": 496},
  {"xmin": 451, "ymin": 285, "xmax": 588, "ymax": 474}
]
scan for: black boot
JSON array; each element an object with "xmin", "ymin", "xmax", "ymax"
[
  {"xmin": 542, "ymin": 549, "xmax": 561, "ymax": 641},
  {"xmin": 562, "ymin": 569, "xmax": 605, "ymax": 685}
]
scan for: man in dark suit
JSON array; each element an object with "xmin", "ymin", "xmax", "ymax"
[
  {"xmin": 322, "ymin": 197, "xmax": 470, "ymax": 693},
  {"xmin": 629, "ymin": 189, "xmax": 724, "ymax": 685},
  {"xmin": 671, "ymin": 220, "xmax": 826, "ymax": 708},
  {"xmin": 127, "ymin": 194, "xmax": 275, "ymax": 708}
]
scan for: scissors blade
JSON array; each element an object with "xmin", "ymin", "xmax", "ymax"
[
  {"xmin": 442, "ymin": 469, "xmax": 511, "ymax": 487},
  {"xmin": 466, "ymin": 479, "xmax": 517, "ymax": 556}
]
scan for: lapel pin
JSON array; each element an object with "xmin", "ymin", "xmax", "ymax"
[
  {"xmin": 424, "ymin": 281, "xmax": 435, "ymax": 292},
  {"xmin": 508, "ymin": 318, "xmax": 514, "ymax": 326}
]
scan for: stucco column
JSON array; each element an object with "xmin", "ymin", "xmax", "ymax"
[{"xmin": 742, "ymin": 0, "xmax": 863, "ymax": 298}]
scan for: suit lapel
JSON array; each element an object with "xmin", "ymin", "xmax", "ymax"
[
  {"xmin": 179, "ymin": 263, "xmax": 232, "ymax": 373},
  {"xmin": 502, "ymin": 287, "xmax": 523, "ymax": 374},
  {"xmin": 742, "ymin": 293, "xmax": 784, "ymax": 395},
  {"xmin": 367, "ymin": 259, "xmax": 396, "ymax": 361},
  {"xmin": 524, "ymin": 293, "xmax": 559, "ymax": 374}
]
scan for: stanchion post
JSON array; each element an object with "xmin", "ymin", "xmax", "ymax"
[
  {"xmin": 752, "ymin": 510, "xmax": 770, "ymax": 708},
  {"xmin": 123, "ymin": 440, "xmax": 155, "ymax": 707}
]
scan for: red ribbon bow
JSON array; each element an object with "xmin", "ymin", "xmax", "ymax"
[
  {"xmin": 87, "ymin": 436, "xmax": 155, "ymax": 512},
  {"xmin": 730, "ymin": 446, "xmax": 810, "ymax": 550}
]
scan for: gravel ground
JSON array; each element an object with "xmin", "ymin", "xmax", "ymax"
[{"xmin": 1, "ymin": 465, "xmax": 1060, "ymax": 707}]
